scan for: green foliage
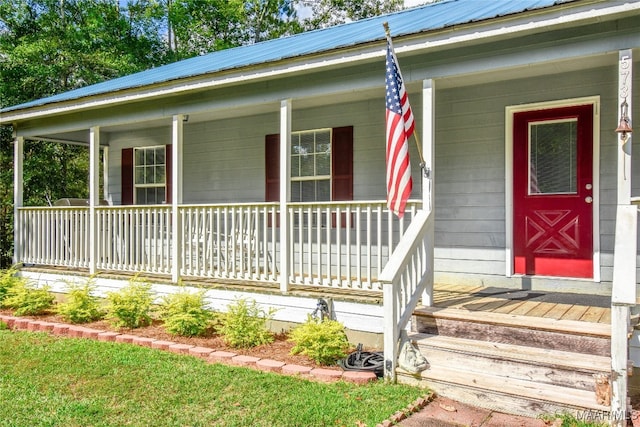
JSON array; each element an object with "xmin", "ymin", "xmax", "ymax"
[
  {"xmin": 0, "ymin": 320, "xmax": 8, "ymax": 330},
  {"xmin": 541, "ymin": 413, "xmax": 608, "ymax": 427},
  {"xmin": 105, "ymin": 276, "xmax": 153, "ymax": 329},
  {"xmin": 1, "ymin": 331, "xmax": 425, "ymax": 426},
  {"xmin": 56, "ymin": 278, "xmax": 104, "ymax": 324},
  {"xmin": 158, "ymin": 286, "xmax": 213, "ymax": 337},
  {"xmin": 0, "ymin": 266, "xmax": 25, "ymax": 304},
  {"xmin": 3, "ymin": 281, "xmax": 55, "ymax": 316},
  {"xmin": 289, "ymin": 315, "xmax": 350, "ymax": 365},
  {"xmin": 218, "ymin": 298, "xmax": 275, "ymax": 348}
]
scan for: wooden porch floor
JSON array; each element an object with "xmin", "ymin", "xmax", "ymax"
[{"xmin": 432, "ymin": 283, "xmax": 611, "ymax": 324}]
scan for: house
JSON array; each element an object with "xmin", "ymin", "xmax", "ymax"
[{"xmin": 2, "ymin": 0, "xmax": 639, "ymax": 419}]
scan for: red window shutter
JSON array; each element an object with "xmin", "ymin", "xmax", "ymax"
[
  {"xmin": 265, "ymin": 134, "xmax": 280, "ymax": 202},
  {"xmin": 331, "ymin": 126, "xmax": 353, "ymax": 201},
  {"xmin": 165, "ymin": 144, "xmax": 172, "ymax": 203},
  {"xmin": 121, "ymin": 148, "xmax": 134, "ymax": 205}
]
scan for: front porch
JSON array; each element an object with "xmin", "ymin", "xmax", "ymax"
[{"xmin": 15, "ymin": 200, "xmax": 422, "ymax": 292}]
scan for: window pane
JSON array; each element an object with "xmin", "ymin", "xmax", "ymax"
[
  {"xmin": 291, "ymin": 156, "xmax": 300, "ymax": 178},
  {"xmin": 134, "ymin": 166, "xmax": 144, "ymax": 185},
  {"xmin": 300, "ymin": 132, "xmax": 314, "ymax": 155},
  {"xmin": 317, "ymin": 152, "xmax": 330, "ymax": 175},
  {"xmin": 300, "ymin": 156, "xmax": 314, "ymax": 177},
  {"xmin": 291, "ymin": 181, "xmax": 302, "ymax": 202},
  {"xmin": 145, "ymin": 148, "xmax": 155, "ymax": 165},
  {"xmin": 135, "ymin": 149, "xmax": 145, "ymax": 166},
  {"xmin": 317, "ymin": 180, "xmax": 330, "ymax": 201},
  {"xmin": 155, "ymin": 147, "xmax": 165, "ymax": 165},
  {"xmin": 529, "ymin": 120, "xmax": 577, "ymax": 194},
  {"xmin": 155, "ymin": 165, "xmax": 165, "ymax": 184},
  {"xmin": 301, "ymin": 181, "xmax": 316, "ymax": 202}
]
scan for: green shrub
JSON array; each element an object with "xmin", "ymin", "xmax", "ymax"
[
  {"xmin": 106, "ymin": 276, "xmax": 154, "ymax": 329},
  {"xmin": 218, "ymin": 298, "xmax": 275, "ymax": 348},
  {"xmin": 3, "ymin": 281, "xmax": 55, "ymax": 316},
  {"xmin": 289, "ymin": 315, "xmax": 350, "ymax": 365},
  {"xmin": 0, "ymin": 320, "xmax": 8, "ymax": 330},
  {"xmin": 0, "ymin": 266, "xmax": 25, "ymax": 305},
  {"xmin": 158, "ymin": 287, "xmax": 213, "ymax": 337},
  {"xmin": 56, "ymin": 278, "xmax": 104, "ymax": 324}
]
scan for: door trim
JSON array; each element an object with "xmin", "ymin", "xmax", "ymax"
[{"xmin": 505, "ymin": 96, "xmax": 600, "ymax": 281}]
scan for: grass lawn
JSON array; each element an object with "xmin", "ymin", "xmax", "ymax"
[{"xmin": 0, "ymin": 330, "xmax": 426, "ymax": 427}]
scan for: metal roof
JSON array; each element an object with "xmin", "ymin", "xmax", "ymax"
[{"xmin": 1, "ymin": 0, "xmax": 569, "ymax": 113}]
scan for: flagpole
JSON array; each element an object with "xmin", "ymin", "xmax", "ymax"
[{"xmin": 384, "ymin": 22, "xmax": 428, "ymax": 177}]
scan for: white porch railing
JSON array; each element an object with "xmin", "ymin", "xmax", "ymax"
[
  {"xmin": 95, "ymin": 206, "xmax": 172, "ymax": 274},
  {"xmin": 16, "ymin": 200, "xmax": 423, "ymax": 291},
  {"xmin": 16, "ymin": 207, "xmax": 90, "ymax": 268},
  {"xmin": 379, "ymin": 209, "xmax": 434, "ymax": 381},
  {"xmin": 287, "ymin": 200, "xmax": 421, "ymax": 290},
  {"xmin": 179, "ymin": 203, "xmax": 278, "ymax": 281}
]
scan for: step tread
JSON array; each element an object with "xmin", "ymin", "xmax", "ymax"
[
  {"xmin": 415, "ymin": 306, "xmax": 610, "ymax": 338},
  {"xmin": 401, "ymin": 364, "xmax": 610, "ymax": 412},
  {"xmin": 410, "ymin": 332, "xmax": 611, "ymax": 372}
]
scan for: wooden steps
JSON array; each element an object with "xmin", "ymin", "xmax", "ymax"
[{"xmin": 397, "ymin": 306, "xmax": 612, "ymax": 417}]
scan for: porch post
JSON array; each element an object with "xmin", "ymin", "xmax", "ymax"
[
  {"xmin": 89, "ymin": 127, "xmax": 100, "ymax": 274},
  {"xmin": 611, "ymin": 49, "xmax": 633, "ymax": 426},
  {"xmin": 279, "ymin": 99, "xmax": 291, "ymax": 293},
  {"xmin": 13, "ymin": 135, "xmax": 24, "ymax": 264},
  {"xmin": 102, "ymin": 146, "xmax": 109, "ymax": 203},
  {"xmin": 171, "ymin": 115, "xmax": 184, "ymax": 283},
  {"xmin": 421, "ymin": 79, "xmax": 435, "ymax": 307}
]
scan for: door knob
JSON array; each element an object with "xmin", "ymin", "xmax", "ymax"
[{"xmin": 585, "ymin": 196, "xmax": 593, "ymax": 204}]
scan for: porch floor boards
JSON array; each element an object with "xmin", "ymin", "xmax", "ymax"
[{"xmin": 431, "ymin": 284, "xmax": 611, "ymax": 324}]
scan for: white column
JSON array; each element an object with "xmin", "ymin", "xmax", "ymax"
[
  {"xmin": 89, "ymin": 127, "xmax": 100, "ymax": 274},
  {"xmin": 171, "ymin": 115, "xmax": 184, "ymax": 283},
  {"xmin": 279, "ymin": 99, "xmax": 291, "ymax": 293},
  {"xmin": 421, "ymin": 79, "xmax": 435, "ymax": 306},
  {"xmin": 102, "ymin": 146, "xmax": 109, "ymax": 203},
  {"xmin": 617, "ymin": 49, "xmax": 633, "ymax": 206},
  {"xmin": 13, "ymin": 136, "xmax": 24, "ymax": 264},
  {"xmin": 611, "ymin": 48, "xmax": 633, "ymax": 426}
]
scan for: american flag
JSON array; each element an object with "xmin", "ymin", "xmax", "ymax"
[{"xmin": 385, "ymin": 31, "xmax": 414, "ymax": 218}]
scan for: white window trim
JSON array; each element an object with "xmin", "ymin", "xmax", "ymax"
[{"xmin": 133, "ymin": 145, "xmax": 167, "ymax": 205}]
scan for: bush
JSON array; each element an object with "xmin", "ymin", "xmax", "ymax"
[
  {"xmin": 158, "ymin": 286, "xmax": 213, "ymax": 337},
  {"xmin": 3, "ymin": 281, "xmax": 55, "ymax": 316},
  {"xmin": 106, "ymin": 276, "xmax": 154, "ymax": 329},
  {"xmin": 218, "ymin": 298, "xmax": 275, "ymax": 348},
  {"xmin": 0, "ymin": 266, "xmax": 25, "ymax": 306},
  {"xmin": 56, "ymin": 278, "xmax": 104, "ymax": 324},
  {"xmin": 289, "ymin": 315, "xmax": 350, "ymax": 365}
]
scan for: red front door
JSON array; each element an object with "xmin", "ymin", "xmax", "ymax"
[{"xmin": 513, "ymin": 104, "xmax": 594, "ymax": 278}]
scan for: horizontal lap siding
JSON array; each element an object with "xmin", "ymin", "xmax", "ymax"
[{"xmin": 433, "ymin": 65, "xmax": 640, "ymax": 286}]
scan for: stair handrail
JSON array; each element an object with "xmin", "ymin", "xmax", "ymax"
[{"xmin": 379, "ymin": 209, "xmax": 434, "ymax": 381}]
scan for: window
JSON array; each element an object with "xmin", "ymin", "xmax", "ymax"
[
  {"xmin": 121, "ymin": 145, "xmax": 172, "ymax": 205},
  {"xmin": 134, "ymin": 146, "xmax": 166, "ymax": 204},
  {"xmin": 291, "ymin": 129, "xmax": 331, "ymax": 202},
  {"xmin": 265, "ymin": 126, "xmax": 353, "ymax": 203},
  {"xmin": 528, "ymin": 119, "xmax": 577, "ymax": 195}
]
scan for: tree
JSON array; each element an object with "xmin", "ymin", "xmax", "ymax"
[
  {"xmin": 298, "ymin": 0, "xmax": 404, "ymax": 30},
  {"xmin": 0, "ymin": 0, "xmax": 169, "ymax": 267}
]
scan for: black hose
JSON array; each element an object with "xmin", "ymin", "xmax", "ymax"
[{"xmin": 338, "ymin": 343, "xmax": 384, "ymax": 378}]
